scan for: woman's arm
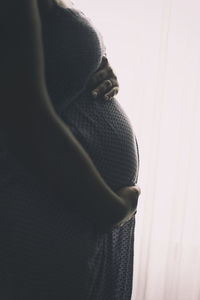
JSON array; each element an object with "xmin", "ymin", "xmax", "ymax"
[
  {"xmin": 3, "ymin": 93, "xmax": 136, "ymax": 233},
  {"xmin": 0, "ymin": 1, "xmax": 139, "ymax": 233}
]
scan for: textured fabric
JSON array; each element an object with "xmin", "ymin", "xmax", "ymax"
[{"xmin": 0, "ymin": 1, "xmax": 139, "ymax": 299}]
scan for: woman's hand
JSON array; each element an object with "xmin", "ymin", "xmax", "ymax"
[
  {"xmin": 85, "ymin": 56, "xmax": 119, "ymax": 101},
  {"xmin": 94, "ymin": 184, "xmax": 141, "ymax": 234},
  {"xmin": 115, "ymin": 184, "xmax": 141, "ymax": 227}
]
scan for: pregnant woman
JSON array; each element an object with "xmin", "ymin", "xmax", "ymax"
[{"xmin": 0, "ymin": 1, "xmax": 140, "ymax": 299}]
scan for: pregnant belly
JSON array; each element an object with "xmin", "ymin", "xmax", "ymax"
[{"xmin": 60, "ymin": 95, "xmax": 139, "ymax": 192}]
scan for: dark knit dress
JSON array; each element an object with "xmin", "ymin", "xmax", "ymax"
[{"xmin": 0, "ymin": 1, "xmax": 139, "ymax": 299}]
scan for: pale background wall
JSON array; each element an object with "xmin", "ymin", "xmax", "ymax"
[{"xmin": 62, "ymin": 1, "xmax": 200, "ymax": 299}]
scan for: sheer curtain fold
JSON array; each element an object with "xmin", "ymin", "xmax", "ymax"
[
  {"xmin": 65, "ymin": 1, "xmax": 200, "ymax": 299},
  {"xmin": 130, "ymin": 1, "xmax": 200, "ymax": 299}
]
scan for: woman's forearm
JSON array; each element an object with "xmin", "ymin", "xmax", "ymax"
[
  {"xmin": 2, "ymin": 90, "xmax": 130, "ymax": 232},
  {"xmin": 0, "ymin": 1, "xmax": 133, "ymax": 233}
]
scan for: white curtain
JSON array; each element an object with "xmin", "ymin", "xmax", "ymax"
[{"xmin": 66, "ymin": 1, "xmax": 200, "ymax": 299}]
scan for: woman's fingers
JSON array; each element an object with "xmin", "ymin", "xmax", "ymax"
[
  {"xmin": 114, "ymin": 185, "xmax": 141, "ymax": 228},
  {"xmin": 87, "ymin": 56, "xmax": 116, "ymax": 86},
  {"xmin": 85, "ymin": 55, "xmax": 119, "ymax": 100},
  {"xmin": 88, "ymin": 66, "xmax": 113, "ymax": 89},
  {"xmin": 116, "ymin": 185, "xmax": 141, "ymax": 201},
  {"xmin": 116, "ymin": 185, "xmax": 141, "ymax": 211},
  {"xmin": 129, "ymin": 184, "xmax": 141, "ymax": 196},
  {"xmin": 91, "ymin": 78, "xmax": 119, "ymax": 99},
  {"xmin": 104, "ymin": 86, "xmax": 119, "ymax": 101}
]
